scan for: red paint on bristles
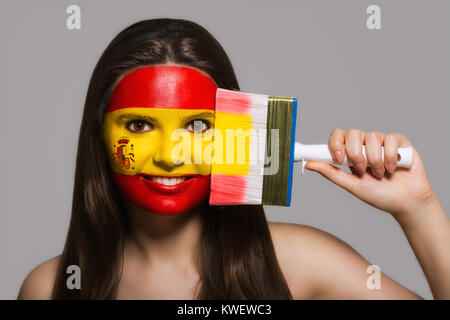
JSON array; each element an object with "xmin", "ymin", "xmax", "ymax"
[
  {"xmin": 209, "ymin": 174, "xmax": 247, "ymax": 205},
  {"xmin": 215, "ymin": 88, "xmax": 252, "ymax": 115}
]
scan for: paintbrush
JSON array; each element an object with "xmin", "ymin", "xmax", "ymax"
[{"xmin": 209, "ymin": 88, "xmax": 412, "ymax": 206}]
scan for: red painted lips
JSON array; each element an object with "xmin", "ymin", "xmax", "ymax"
[
  {"xmin": 139, "ymin": 174, "xmax": 200, "ymax": 194},
  {"xmin": 111, "ymin": 171, "xmax": 211, "ymax": 216}
]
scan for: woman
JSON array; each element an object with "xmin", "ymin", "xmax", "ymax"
[{"xmin": 18, "ymin": 18, "xmax": 449, "ymax": 299}]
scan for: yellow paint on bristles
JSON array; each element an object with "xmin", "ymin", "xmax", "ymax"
[{"xmin": 211, "ymin": 111, "xmax": 252, "ymax": 175}]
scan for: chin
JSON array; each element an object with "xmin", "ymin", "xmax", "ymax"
[
  {"xmin": 112, "ymin": 171, "xmax": 211, "ymax": 217},
  {"xmin": 136, "ymin": 197, "xmax": 207, "ymax": 217}
]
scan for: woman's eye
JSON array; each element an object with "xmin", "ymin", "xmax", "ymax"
[
  {"xmin": 126, "ymin": 120, "xmax": 153, "ymax": 133},
  {"xmin": 185, "ymin": 120, "xmax": 210, "ymax": 133}
]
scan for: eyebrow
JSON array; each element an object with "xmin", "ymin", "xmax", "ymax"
[
  {"xmin": 116, "ymin": 111, "xmax": 215, "ymax": 124},
  {"xmin": 180, "ymin": 111, "xmax": 215, "ymax": 122},
  {"xmin": 116, "ymin": 113, "xmax": 159, "ymax": 124}
]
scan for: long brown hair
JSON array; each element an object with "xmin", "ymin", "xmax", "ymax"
[{"xmin": 52, "ymin": 18, "xmax": 292, "ymax": 299}]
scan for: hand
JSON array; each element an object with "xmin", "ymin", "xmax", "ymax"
[{"xmin": 304, "ymin": 129, "xmax": 437, "ymax": 219}]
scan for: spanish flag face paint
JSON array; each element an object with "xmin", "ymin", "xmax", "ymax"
[{"xmin": 103, "ymin": 66, "xmax": 217, "ymax": 216}]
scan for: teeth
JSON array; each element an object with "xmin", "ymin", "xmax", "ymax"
[{"xmin": 150, "ymin": 176, "xmax": 186, "ymax": 185}]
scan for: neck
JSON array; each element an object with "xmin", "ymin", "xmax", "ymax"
[{"xmin": 124, "ymin": 200, "xmax": 205, "ymax": 268}]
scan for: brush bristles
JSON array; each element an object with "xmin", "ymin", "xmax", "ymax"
[
  {"xmin": 210, "ymin": 89, "xmax": 297, "ymax": 206},
  {"xmin": 210, "ymin": 89, "xmax": 268, "ymax": 205}
]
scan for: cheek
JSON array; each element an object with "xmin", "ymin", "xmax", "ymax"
[
  {"xmin": 188, "ymin": 132, "xmax": 214, "ymax": 175},
  {"xmin": 103, "ymin": 125, "xmax": 157, "ymax": 174},
  {"xmin": 127, "ymin": 136, "xmax": 157, "ymax": 172}
]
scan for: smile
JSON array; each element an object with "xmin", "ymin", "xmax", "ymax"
[
  {"xmin": 139, "ymin": 174, "xmax": 199, "ymax": 193},
  {"xmin": 140, "ymin": 174, "xmax": 197, "ymax": 185}
]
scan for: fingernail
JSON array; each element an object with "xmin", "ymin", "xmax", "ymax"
[
  {"xmin": 354, "ymin": 162, "xmax": 366, "ymax": 175},
  {"xmin": 334, "ymin": 150, "xmax": 343, "ymax": 163},
  {"xmin": 388, "ymin": 163, "xmax": 395, "ymax": 174},
  {"xmin": 374, "ymin": 168, "xmax": 384, "ymax": 179}
]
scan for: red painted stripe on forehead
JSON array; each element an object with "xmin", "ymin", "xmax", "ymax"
[{"xmin": 106, "ymin": 66, "xmax": 217, "ymax": 112}]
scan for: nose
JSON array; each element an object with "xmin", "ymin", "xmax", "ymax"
[{"xmin": 152, "ymin": 131, "xmax": 184, "ymax": 172}]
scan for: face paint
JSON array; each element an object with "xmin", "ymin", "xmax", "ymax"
[{"xmin": 103, "ymin": 66, "xmax": 217, "ymax": 216}]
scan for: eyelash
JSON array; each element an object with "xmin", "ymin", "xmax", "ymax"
[
  {"xmin": 126, "ymin": 120, "xmax": 153, "ymax": 133},
  {"xmin": 185, "ymin": 119, "xmax": 211, "ymax": 133},
  {"xmin": 125, "ymin": 119, "xmax": 211, "ymax": 133}
]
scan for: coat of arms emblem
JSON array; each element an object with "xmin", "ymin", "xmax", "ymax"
[{"xmin": 112, "ymin": 136, "xmax": 135, "ymax": 170}]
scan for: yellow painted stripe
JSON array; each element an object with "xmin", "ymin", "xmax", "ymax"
[{"xmin": 211, "ymin": 111, "xmax": 252, "ymax": 175}]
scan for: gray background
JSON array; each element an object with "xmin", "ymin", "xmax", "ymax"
[{"xmin": 1, "ymin": 0, "xmax": 449, "ymax": 300}]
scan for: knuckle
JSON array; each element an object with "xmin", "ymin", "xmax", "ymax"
[
  {"xmin": 366, "ymin": 131, "xmax": 379, "ymax": 140},
  {"xmin": 384, "ymin": 132, "xmax": 397, "ymax": 141},
  {"xmin": 347, "ymin": 128, "xmax": 360, "ymax": 136},
  {"xmin": 329, "ymin": 129, "xmax": 344, "ymax": 151}
]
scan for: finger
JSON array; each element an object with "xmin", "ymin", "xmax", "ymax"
[
  {"xmin": 383, "ymin": 132, "xmax": 412, "ymax": 173},
  {"xmin": 364, "ymin": 131, "xmax": 385, "ymax": 179},
  {"xmin": 328, "ymin": 128, "xmax": 346, "ymax": 163},
  {"xmin": 305, "ymin": 161, "xmax": 361, "ymax": 196},
  {"xmin": 383, "ymin": 133, "xmax": 398, "ymax": 174},
  {"xmin": 344, "ymin": 129, "xmax": 367, "ymax": 175}
]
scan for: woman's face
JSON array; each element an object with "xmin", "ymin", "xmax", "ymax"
[{"xmin": 102, "ymin": 65, "xmax": 217, "ymax": 216}]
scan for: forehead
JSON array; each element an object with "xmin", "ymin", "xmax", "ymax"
[{"xmin": 106, "ymin": 65, "xmax": 217, "ymax": 113}]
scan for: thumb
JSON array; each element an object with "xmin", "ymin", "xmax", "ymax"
[{"xmin": 304, "ymin": 160, "xmax": 360, "ymax": 195}]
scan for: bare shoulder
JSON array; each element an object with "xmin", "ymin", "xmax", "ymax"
[
  {"xmin": 17, "ymin": 255, "xmax": 61, "ymax": 300},
  {"xmin": 267, "ymin": 221, "xmax": 421, "ymax": 299},
  {"xmin": 267, "ymin": 221, "xmax": 350, "ymax": 299},
  {"xmin": 268, "ymin": 221, "xmax": 361, "ymax": 258}
]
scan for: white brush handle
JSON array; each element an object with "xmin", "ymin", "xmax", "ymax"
[{"xmin": 294, "ymin": 142, "xmax": 413, "ymax": 168}]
